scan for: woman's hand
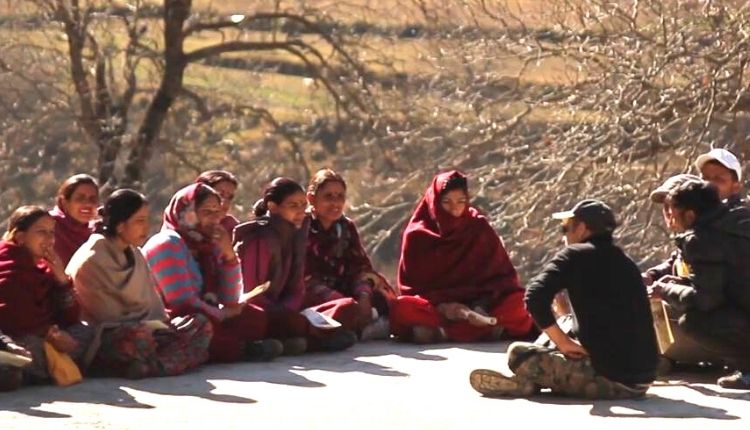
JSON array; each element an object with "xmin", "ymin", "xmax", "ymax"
[
  {"xmin": 211, "ymin": 226, "xmax": 238, "ymax": 264},
  {"xmin": 46, "ymin": 325, "xmax": 78, "ymax": 354},
  {"xmin": 357, "ymin": 293, "xmax": 374, "ymax": 324},
  {"xmin": 437, "ymin": 302, "xmax": 470, "ymax": 320},
  {"xmin": 373, "ymin": 281, "xmax": 398, "ymax": 302},
  {"xmin": 42, "ymin": 247, "xmax": 69, "ymax": 285},
  {"xmin": 220, "ymin": 303, "xmax": 244, "ymax": 321}
]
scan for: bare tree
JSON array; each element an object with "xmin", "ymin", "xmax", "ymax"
[
  {"xmin": 5, "ymin": 0, "xmax": 750, "ymax": 282},
  {"xmin": 24, "ymin": 0, "xmax": 375, "ymax": 188},
  {"xmin": 350, "ymin": 0, "xmax": 750, "ymax": 278}
]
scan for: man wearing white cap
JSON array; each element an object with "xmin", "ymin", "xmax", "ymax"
[{"xmin": 694, "ymin": 148, "xmax": 745, "ymax": 208}]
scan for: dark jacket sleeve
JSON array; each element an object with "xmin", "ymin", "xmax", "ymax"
[
  {"xmin": 664, "ymin": 233, "xmax": 726, "ymax": 312},
  {"xmin": 525, "ymin": 247, "xmax": 576, "ymax": 329},
  {"xmin": 646, "ymin": 251, "xmax": 678, "ymax": 281}
]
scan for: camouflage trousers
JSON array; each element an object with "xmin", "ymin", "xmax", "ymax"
[{"xmin": 508, "ymin": 342, "xmax": 650, "ymax": 400}]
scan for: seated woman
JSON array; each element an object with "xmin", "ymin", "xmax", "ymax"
[
  {"xmin": 51, "ymin": 174, "xmax": 99, "ymax": 266},
  {"xmin": 195, "ymin": 170, "xmax": 241, "ymax": 235},
  {"xmin": 0, "ymin": 206, "xmax": 93, "ymax": 385},
  {"xmin": 304, "ymin": 169, "xmax": 394, "ymax": 340},
  {"xmin": 234, "ymin": 177, "xmax": 357, "ymax": 354},
  {"xmin": 67, "ymin": 189, "xmax": 212, "ymax": 378},
  {"xmin": 143, "ymin": 183, "xmax": 281, "ymax": 363},
  {"xmin": 392, "ymin": 171, "xmax": 534, "ymax": 343}
]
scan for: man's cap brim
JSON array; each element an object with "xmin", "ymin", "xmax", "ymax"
[{"xmin": 551, "ymin": 210, "xmax": 575, "ymax": 220}]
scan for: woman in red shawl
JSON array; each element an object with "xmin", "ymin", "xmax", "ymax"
[
  {"xmin": 195, "ymin": 170, "xmax": 241, "ymax": 235},
  {"xmin": 50, "ymin": 174, "xmax": 99, "ymax": 265},
  {"xmin": 304, "ymin": 168, "xmax": 394, "ymax": 340},
  {"xmin": 391, "ymin": 171, "xmax": 533, "ymax": 343},
  {"xmin": 0, "ymin": 206, "xmax": 93, "ymax": 385}
]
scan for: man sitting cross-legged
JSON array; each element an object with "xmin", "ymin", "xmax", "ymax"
[{"xmin": 470, "ymin": 199, "xmax": 659, "ymax": 399}]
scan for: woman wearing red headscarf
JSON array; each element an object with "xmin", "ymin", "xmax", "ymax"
[
  {"xmin": 391, "ymin": 171, "xmax": 533, "ymax": 343},
  {"xmin": 50, "ymin": 174, "xmax": 99, "ymax": 266}
]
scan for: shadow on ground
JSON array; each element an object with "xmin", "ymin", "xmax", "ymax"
[{"xmin": 0, "ymin": 340, "xmax": 447, "ymax": 418}]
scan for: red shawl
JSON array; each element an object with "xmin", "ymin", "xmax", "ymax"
[
  {"xmin": 50, "ymin": 205, "xmax": 94, "ymax": 266},
  {"xmin": 162, "ymin": 183, "xmax": 221, "ymax": 300},
  {"xmin": 397, "ymin": 171, "xmax": 522, "ymax": 305},
  {"xmin": 0, "ymin": 241, "xmax": 80, "ymax": 337}
]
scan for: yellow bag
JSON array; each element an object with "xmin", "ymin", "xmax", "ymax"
[{"xmin": 43, "ymin": 341, "xmax": 82, "ymax": 386}]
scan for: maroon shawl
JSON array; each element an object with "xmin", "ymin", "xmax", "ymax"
[
  {"xmin": 397, "ymin": 171, "xmax": 522, "ymax": 305},
  {"xmin": 0, "ymin": 241, "xmax": 80, "ymax": 337},
  {"xmin": 234, "ymin": 215, "xmax": 309, "ymax": 311},
  {"xmin": 162, "ymin": 183, "xmax": 221, "ymax": 300},
  {"xmin": 50, "ymin": 205, "xmax": 94, "ymax": 266},
  {"xmin": 220, "ymin": 214, "xmax": 240, "ymax": 236},
  {"xmin": 305, "ymin": 214, "xmax": 380, "ymax": 295}
]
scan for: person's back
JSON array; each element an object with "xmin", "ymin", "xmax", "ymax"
[
  {"xmin": 704, "ymin": 205, "xmax": 750, "ymax": 313},
  {"xmin": 530, "ymin": 235, "xmax": 657, "ymax": 384}
]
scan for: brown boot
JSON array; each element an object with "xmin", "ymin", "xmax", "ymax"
[
  {"xmin": 469, "ymin": 369, "xmax": 538, "ymax": 398},
  {"xmin": 717, "ymin": 371, "xmax": 750, "ymax": 390}
]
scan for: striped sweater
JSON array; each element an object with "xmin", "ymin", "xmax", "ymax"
[{"xmin": 143, "ymin": 230, "xmax": 242, "ymax": 321}]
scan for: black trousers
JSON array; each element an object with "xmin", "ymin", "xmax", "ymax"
[{"xmin": 679, "ymin": 305, "xmax": 750, "ymax": 370}]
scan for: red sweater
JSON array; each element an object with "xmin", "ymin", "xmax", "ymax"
[{"xmin": 0, "ymin": 241, "xmax": 80, "ymax": 337}]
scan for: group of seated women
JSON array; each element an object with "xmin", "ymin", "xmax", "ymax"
[{"xmin": 0, "ymin": 168, "xmax": 534, "ymax": 390}]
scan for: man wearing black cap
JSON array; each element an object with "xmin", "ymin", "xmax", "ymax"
[{"xmin": 470, "ymin": 199, "xmax": 658, "ymax": 399}]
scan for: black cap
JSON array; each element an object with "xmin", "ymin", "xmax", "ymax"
[{"xmin": 552, "ymin": 199, "xmax": 617, "ymax": 233}]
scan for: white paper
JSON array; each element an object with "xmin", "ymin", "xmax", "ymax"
[{"xmin": 300, "ymin": 308, "xmax": 342, "ymax": 329}]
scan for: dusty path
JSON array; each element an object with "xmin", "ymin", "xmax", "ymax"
[{"xmin": 1, "ymin": 341, "xmax": 747, "ymax": 429}]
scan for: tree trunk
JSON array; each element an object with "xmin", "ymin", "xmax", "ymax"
[{"xmin": 122, "ymin": 0, "xmax": 191, "ymax": 187}]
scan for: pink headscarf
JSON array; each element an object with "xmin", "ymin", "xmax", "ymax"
[{"xmin": 162, "ymin": 183, "xmax": 221, "ymax": 300}]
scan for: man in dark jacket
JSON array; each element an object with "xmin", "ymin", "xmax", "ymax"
[
  {"xmin": 650, "ymin": 180, "xmax": 750, "ymax": 389},
  {"xmin": 470, "ymin": 200, "xmax": 658, "ymax": 399},
  {"xmin": 644, "ymin": 174, "xmax": 718, "ymax": 369}
]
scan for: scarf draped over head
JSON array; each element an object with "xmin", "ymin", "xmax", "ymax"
[
  {"xmin": 162, "ymin": 183, "xmax": 221, "ymax": 299},
  {"xmin": 67, "ymin": 234, "xmax": 167, "ymax": 325},
  {"xmin": 397, "ymin": 170, "xmax": 522, "ymax": 305},
  {"xmin": 50, "ymin": 204, "xmax": 94, "ymax": 266}
]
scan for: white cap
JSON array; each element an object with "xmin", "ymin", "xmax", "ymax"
[{"xmin": 694, "ymin": 148, "xmax": 742, "ymax": 182}]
